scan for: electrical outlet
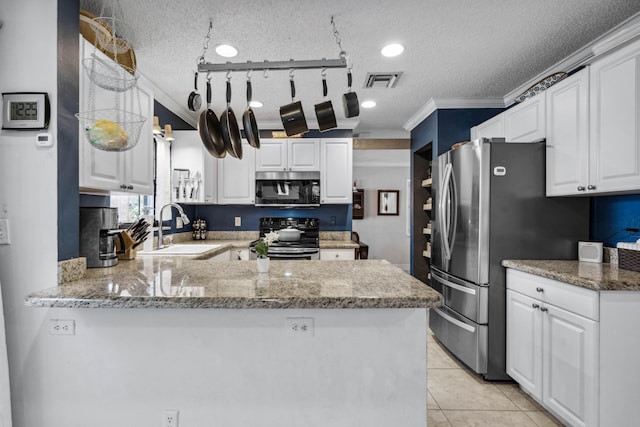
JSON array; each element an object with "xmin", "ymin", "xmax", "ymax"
[
  {"xmin": 0, "ymin": 218, "xmax": 10, "ymax": 245},
  {"xmin": 286, "ymin": 317, "xmax": 314, "ymax": 337},
  {"xmin": 235, "ymin": 216, "xmax": 241, "ymax": 227},
  {"xmin": 162, "ymin": 409, "xmax": 179, "ymax": 427},
  {"xmin": 49, "ymin": 319, "xmax": 75, "ymax": 335}
]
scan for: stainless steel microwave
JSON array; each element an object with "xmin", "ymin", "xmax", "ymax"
[{"xmin": 255, "ymin": 171, "xmax": 320, "ymax": 207}]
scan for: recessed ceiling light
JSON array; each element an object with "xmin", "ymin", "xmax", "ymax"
[
  {"xmin": 249, "ymin": 100, "xmax": 263, "ymax": 108},
  {"xmin": 361, "ymin": 100, "xmax": 376, "ymax": 109},
  {"xmin": 215, "ymin": 44, "xmax": 238, "ymax": 58},
  {"xmin": 381, "ymin": 43, "xmax": 404, "ymax": 57}
]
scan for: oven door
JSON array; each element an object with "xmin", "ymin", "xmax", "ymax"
[{"xmin": 249, "ymin": 247, "xmax": 320, "ymax": 260}]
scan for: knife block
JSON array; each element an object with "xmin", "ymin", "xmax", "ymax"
[{"xmin": 115, "ymin": 231, "xmax": 137, "ymax": 260}]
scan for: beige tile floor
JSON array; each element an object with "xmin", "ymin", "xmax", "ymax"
[{"xmin": 427, "ymin": 324, "xmax": 565, "ymax": 427}]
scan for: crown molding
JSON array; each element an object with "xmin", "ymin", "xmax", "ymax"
[{"xmin": 403, "ymin": 97, "xmax": 506, "ymax": 131}]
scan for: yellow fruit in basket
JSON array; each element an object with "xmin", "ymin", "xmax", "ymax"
[{"xmin": 87, "ymin": 119, "xmax": 129, "ymax": 149}]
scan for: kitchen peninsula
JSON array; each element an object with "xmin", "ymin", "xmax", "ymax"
[{"xmin": 26, "ymin": 258, "xmax": 441, "ymax": 427}]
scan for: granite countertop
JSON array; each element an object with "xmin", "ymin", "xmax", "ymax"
[
  {"xmin": 502, "ymin": 260, "xmax": 640, "ymax": 291},
  {"xmin": 29, "ymin": 258, "xmax": 442, "ymax": 309}
]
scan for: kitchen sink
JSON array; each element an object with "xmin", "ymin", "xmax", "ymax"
[{"xmin": 137, "ymin": 244, "xmax": 222, "ymax": 256}]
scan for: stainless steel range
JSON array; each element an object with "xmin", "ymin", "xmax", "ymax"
[{"xmin": 249, "ymin": 217, "xmax": 320, "ymax": 260}]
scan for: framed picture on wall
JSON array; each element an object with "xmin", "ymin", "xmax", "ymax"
[{"xmin": 377, "ymin": 190, "xmax": 399, "ymax": 216}]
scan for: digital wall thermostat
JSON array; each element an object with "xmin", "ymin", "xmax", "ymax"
[
  {"xmin": 2, "ymin": 92, "xmax": 50, "ymax": 130},
  {"xmin": 36, "ymin": 132, "xmax": 54, "ymax": 147}
]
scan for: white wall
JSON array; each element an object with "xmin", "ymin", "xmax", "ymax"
[
  {"xmin": 0, "ymin": 1, "xmax": 59, "ymax": 426},
  {"xmin": 352, "ymin": 150, "xmax": 410, "ymax": 270}
]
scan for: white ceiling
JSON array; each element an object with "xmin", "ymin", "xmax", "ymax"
[{"xmin": 81, "ymin": 0, "xmax": 640, "ymax": 136}]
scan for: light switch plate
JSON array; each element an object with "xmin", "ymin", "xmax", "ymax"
[{"xmin": 0, "ymin": 219, "xmax": 10, "ymax": 245}]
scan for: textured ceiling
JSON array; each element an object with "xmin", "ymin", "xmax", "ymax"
[{"xmin": 81, "ymin": 0, "xmax": 640, "ymax": 135}]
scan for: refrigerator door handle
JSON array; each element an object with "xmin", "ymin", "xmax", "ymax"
[{"xmin": 440, "ymin": 162, "xmax": 453, "ymax": 262}]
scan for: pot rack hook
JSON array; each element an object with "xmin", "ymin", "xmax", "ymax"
[
  {"xmin": 321, "ymin": 67, "xmax": 327, "ymax": 78},
  {"xmin": 263, "ymin": 68, "xmax": 269, "ymax": 79},
  {"xmin": 289, "ymin": 69, "xmax": 295, "ymax": 80},
  {"xmin": 246, "ymin": 69, "xmax": 252, "ymax": 81},
  {"xmin": 206, "ymin": 71, "xmax": 212, "ymax": 82},
  {"xmin": 226, "ymin": 70, "xmax": 232, "ymax": 81}
]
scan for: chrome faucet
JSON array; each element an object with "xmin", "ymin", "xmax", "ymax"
[{"xmin": 157, "ymin": 203, "xmax": 190, "ymax": 249}]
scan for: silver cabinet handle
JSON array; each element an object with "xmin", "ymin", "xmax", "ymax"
[
  {"xmin": 587, "ymin": 185, "xmax": 596, "ymax": 190},
  {"xmin": 536, "ymin": 287, "xmax": 544, "ymax": 292},
  {"xmin": 532, "ymin": 303, "xmax": 540, "ymax": 309},
  {"xmin": 540, "ymin": 306, "xmax": 548, "ymax": 313},
  {"xmin": 577, "ymin": 186, "xmax": 586, "ymax": 191}
]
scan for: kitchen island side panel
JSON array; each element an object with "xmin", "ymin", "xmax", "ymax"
[{"xmin": 20, "ymin": 308, "xmax": 427, "ymax": 427}]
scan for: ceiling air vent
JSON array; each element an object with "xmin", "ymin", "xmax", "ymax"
[{"xmin": 363, "ymin": 72, "xmax": 403, "ymax": 89}]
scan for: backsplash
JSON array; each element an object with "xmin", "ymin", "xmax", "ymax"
[{"xmin": 591, "ymin": 194, "xmax": 640, "ymax": 247}]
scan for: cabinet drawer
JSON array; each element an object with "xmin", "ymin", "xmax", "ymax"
[
  {"xmin": 506, "ymin": 269, "xmax": 598, "ymax": 320},
  {"xmin": 320, "ymin": 249, "xmax": 355, "ymax": 260}
]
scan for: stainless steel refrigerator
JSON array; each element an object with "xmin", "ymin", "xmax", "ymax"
[{"xmin": 430, "ymin": 138, "xmax": 589, "ymax": 380}]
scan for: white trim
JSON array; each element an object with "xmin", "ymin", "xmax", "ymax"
[
  {"xmin": 353, "ymin": 161, "xmax": 410, "ymax": 167},
  {"xmin": 592, "ymin": 14, "xmax": 640, "ymax": 56},
  {"xmin": 403, "ymin": 98, "xmax": 505, "ymax": 131}
]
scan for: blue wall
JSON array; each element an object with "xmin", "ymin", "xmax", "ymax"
[{"xmin": 591, "ymin": 194, "xmax": 640, "ymax": 246}]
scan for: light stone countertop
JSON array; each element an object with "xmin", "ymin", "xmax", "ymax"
[
  {"xmin": 28, "ymin": 258, "xmax": 442, "ymax": 309},
  {"xmin": 502, "ymin": 260, "xmax": 640, "ymax": 291}
]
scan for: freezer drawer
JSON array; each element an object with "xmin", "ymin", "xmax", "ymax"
[
  {"xmin": 431, "ymin": 268, "xmax": 489, "ymax": 324},
  {"xmin": 430, "ymin": 305, "xmax": 488, "ymax": 374}
]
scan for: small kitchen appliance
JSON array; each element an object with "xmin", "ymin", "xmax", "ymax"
[
  {"xmin": 250, "ymin": 217, "xmax": 320, "ymax": 260},
  {"xmin": 79, "ymin": 207, "xmax": 119, "ymax": 268}
]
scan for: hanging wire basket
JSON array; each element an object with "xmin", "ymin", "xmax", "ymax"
[{"xmin": 76, "ymin": 108, "xmax": 146, "ymax": 152}]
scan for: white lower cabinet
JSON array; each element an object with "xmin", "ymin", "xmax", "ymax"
[
  {"xmin": 320, "ymin": 249, "xmax": 355, "ymax": 260},
  {"xmin": 505, "ymin": 268, "xmax": 640, "ymax": 427}
]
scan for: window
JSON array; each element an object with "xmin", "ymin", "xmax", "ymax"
[{"xmin": 110, "ymin": 194, "xmax": 154, "ymax": 224}]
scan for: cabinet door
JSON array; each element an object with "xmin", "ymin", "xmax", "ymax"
[
  {"xmin": 217, "ymin": 141, "xmax": 256, "ymax": 204},
  {"xmin": 505, "ymin": 94, "xmax": 546, "ymax": 142},
  {"xmin": 474, "ymin": 114, "xmax": 505, "ymax": 139},
  {"xmin": 590, "ymin": 40, "xmax": 640, "ymax": 193},
  {"xmin": 289, "ymin": 138, "xmax": 319, "ymax": 170},
  {"xmin": 78, "ymin": 38, "xmax": 123, "ymax": 191},
  {"xmin": 545, "ymin": 68, "xmax": 590, "ymax": 196},
  {"xmin": 320, "ymin": 138, "xmax": 352, "ymax": 204},
  {"xmin": 542, "ymin": 303, "xmax": 597, "ymax": 427},
  {"xmin": 122, "ymin": 83, "xmax": 154, "ymax": 195},
  {"xmin": 506, "ymin": 290, "xmax": 543, "ymax": 400},
  {"xmin": 255, "ymin": 139, "xmax": 286, "ymax": 171}
]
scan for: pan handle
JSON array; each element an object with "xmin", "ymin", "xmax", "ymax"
[
  {"xmin": 322, "ymin": 78, "xmax": 328, "ymax": 98},
  {"xmin": 347, "ymin": 71, "xmax": 353, "ymax": 90},
  {"xmin": 206, "ymin": 79, "xmax": 212, "ymax": 107},
  {"xmin": 194, "ymin": 71, "xmax": 199, "ymax": 91},
  {"xmin": 290, "ymin": 78, "xmax": 296, "ymax": 100},
  {"xmin": 247, "ymin": 80, "xmax": 252, "ymax": 104},
  {"xmin": 226, "ymin": 80, "xmax": 232, "ymax": 105}
]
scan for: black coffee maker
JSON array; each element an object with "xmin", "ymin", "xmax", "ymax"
[{"xmin": 79, "ymin": 207, "xmax": 119, "ymax": 268}]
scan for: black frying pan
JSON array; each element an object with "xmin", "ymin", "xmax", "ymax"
[
  {"xmin": 243, "ymin": 79, "xmax": 260, "ymax": 148},
  {"xmin": 187, "ymin": 71, "xmax": 201, "ymax": 112},
  {"xmin": 343, "ymin": 70, "xmax": 359, "ymax": 118},
  {"xmin": 280, "ymin": 77, "xmax": 308, "ymax": 136},
  {"xmin": 314, "ymin": 76, "xmax": 337, "ymax": 132},
  {"xmin": 221, "ymin": 79, "xmax": 243, "ymax": 159},
  {"xmin": 199, "ymin": 78, "xmax": 226, "ymax": 158}
]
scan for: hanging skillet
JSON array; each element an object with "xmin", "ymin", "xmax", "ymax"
[
  {"xmin": 243, "ymin": 76, "xmax": 260, "ymax": 148},
  {"xmin": 220, "ymin": 75, "xmax": 243, "ymax": 159},
  {"xmin": 343, "ymin": 69, "xmax": 359, "ymax": 118},
  {"xmin": 199, "ymin": 75, "xmax": 226, "ymax": 158},
  {"xmin": 187, "ymin": 71, "xmax": 201, "ymax": 111},
  {"xmin": 314, "ymin": 70, "xmax": 337, "ymax": 132},
  {"xmin": 280, "ymin": 72, "xmax": 309, "ymax": 136}
]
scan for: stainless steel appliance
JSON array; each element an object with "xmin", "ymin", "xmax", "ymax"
[
  {"xmin": 79, "ymin": 207, "xmax": 119, "ymax": 268},
  {"xmin": 430, "ymin": 139, "xmax": 589, "ymax": 380},
  {"xmin": 250, "ymin": 217, "xmax": 320, "ymax": 260},
  {"xmin": 255, "ymin": 171, "xmax": 320, "ymax": 207}
]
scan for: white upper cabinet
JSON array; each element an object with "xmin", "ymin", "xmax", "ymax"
[
  {"xmin": 256, "ymin": 138, "xmax": 320, "ymax": 171},
  {"xmin": 504, "ymin": 93, "xmax": 546, "ymax": 142},
  {"xmin": 320, "ymin": 138, "xmax": 352, "ymax": 204},
  {"xmin": 217, "ymin": 141, "xmax": 256, "ymax": 204},
  {"xmin": 472, "ymin": 114, "xmax": 505, "ymax": 140},
  {"xmin": 589, "ymin": 39, "xmax": 640, "ymax": 194},
  {"xmin": 545, "ymin": 68, "xmax": 590, "ymax": 196},
  {"xmin": 78, "ymin": 37, "xmax": 154, "ymax": 195}
]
